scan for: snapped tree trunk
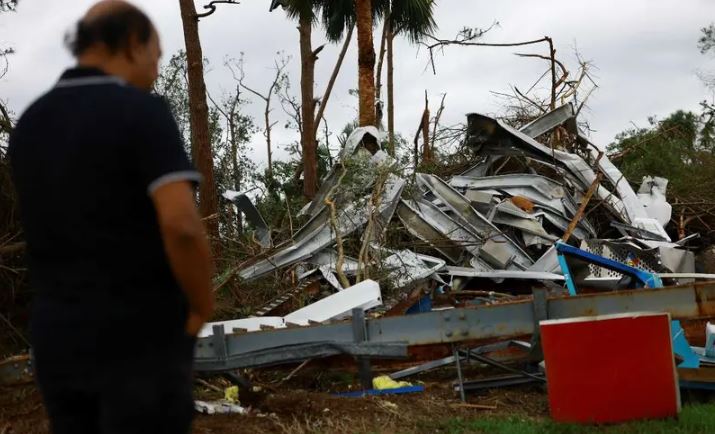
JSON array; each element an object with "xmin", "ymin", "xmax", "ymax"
[
  {"xmin": 178, "ymin": 0, "xmax": 220, "ymax": 251},
  {"xmin": 375, "ymin": 19, "xmax": 388, "ymax": 128},
  {"xmin": 264, "ymin": 100, "xmax": 273, "ymax": 179},
  {"xmin": 299, "ymin": 13, "xmax": 317, "ymax": 199},
  {"xmin": 386, "ymin": 24, "xmax": 395, "ymax": 155},
  {"xmin": 229, "ymin": 114, "xmax": 243, "ymax": 237},
  {"xmin": 314, "ymin": 25, "xmax": 354, "ymax": 128},
  {"xmin": 420, "ymin": 91, "xmax": 431, "ymax": 162},
  {"xmin": 355, "ymin": 0, "xmax": 376, "ymax": 127}
]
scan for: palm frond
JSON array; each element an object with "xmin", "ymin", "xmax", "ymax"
[
  {"xmin": 390, "ymin": 0, "xmax": 437, "ymax": 43},
  {"xmin": 272, "ymin": 0, "xmax": 318, "ymax": 23}
]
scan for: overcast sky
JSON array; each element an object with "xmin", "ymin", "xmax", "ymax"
[{"xmin": 1, "ymin": 0, "xmax": 713, "ymax": 169}]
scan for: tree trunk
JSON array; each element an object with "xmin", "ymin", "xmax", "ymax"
[
  {"xmin": 355, "ymin": 0, "xmax": 376, "ymax": 127},
  {"xmin": 386, "ymin": 24, "xmax": 395, "ymax": 155},
  {"xmin": 178, "ymin": 0, "xmax": 220, "ymax": 252},
  {"xmin": 421, "ymin": 92, "xmax": 431, "ymax": 162},
  {"xmin": 314, "ymin": 25, "xmax": 354, "ymax": 128},
  {"xmin": 375, "ymin": 19, "xmax": 388, "ymax": 128},
  {"xmin": 421, "ymin": 107, "xmax": 431, "ymax": 162},
  {"xmin": 229, "ymin": 113, "xmax": 243, "ymax": 237},
  {"xmin": 265, "ymin": 102, "xmax": 273, "ymax": 179},
  {"xmin": 299, "ymin": 12, "xmax": 317, "ymax": 199}
]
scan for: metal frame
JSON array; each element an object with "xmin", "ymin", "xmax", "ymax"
[
  {"xmin": 554, "ymin": 240, "xmax": 664, "ymax": 295},
  {"xmin": 194, "ymin": 282, "xmax": 715, "ymax": 372}
]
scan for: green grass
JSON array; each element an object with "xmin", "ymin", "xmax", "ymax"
[{"xmin": 418, "ymin": 403, "xmax": 715, "ymax": 434}]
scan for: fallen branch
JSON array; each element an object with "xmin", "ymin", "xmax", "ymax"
[
  {"xmin": 563, "ymin": 169, "xmax": 604, "ymax": 241},
  {"xmin": 324, "ymin": 166, "xmax": 350, "ymax": 288}
]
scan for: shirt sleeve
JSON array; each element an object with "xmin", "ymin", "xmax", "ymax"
[{"xmin": 134, "ymin": 95, "xmax": 202, "ymax": 195}]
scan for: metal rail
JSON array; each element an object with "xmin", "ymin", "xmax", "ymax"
[{"xmin": 194, "ymin": 282, "xmax": 715, "ymax": 372}]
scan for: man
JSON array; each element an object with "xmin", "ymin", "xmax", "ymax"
[{"xmin": 8, "ymin": 2, "xmax": 214, "ymax": 433}]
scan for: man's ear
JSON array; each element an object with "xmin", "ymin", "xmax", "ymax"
[{"xmin": 124, "ymin": 34, "xmax": 141, "ymax": 63}]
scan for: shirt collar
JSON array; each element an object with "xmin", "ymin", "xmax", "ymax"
[
  {"xmin": 60, "ymin": 66, "xmax": 108, "ymax": 80},
  {"xmin": 56, "ymin": 67, "xmax": 126, "ymax": 88}
]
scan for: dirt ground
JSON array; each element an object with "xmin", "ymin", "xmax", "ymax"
[{"xmin": 0, "ymin": 363, "xmax": 549, "ymax": 434}]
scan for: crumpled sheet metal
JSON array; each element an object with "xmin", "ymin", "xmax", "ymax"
[
  {"xmin": 455, "ymin": 180, "xmax": 569, "ymax": 218},
  {"xmin": 302, "ymin": 247, "xmax": 445, "ymax": 291},
  {"xmin": 519, "ymin": 102, "xmax": 578, "ymax": 139},
  {"xmin": 396, "ymin": 199, "xmax": 470, "ymax": 264},
  {"xmin": 519, "ymin": 104, "xmax": 671, "ymax": 242},
  {"xmin": 238, "ymin": 175, "xmax": 405, "ymax": 281},
  {"xmin": 466, "ymin": 112, "xmax": 630, "ymax": 223},
  {"xmin": 223, "ymin": 190, "xmax": 272, "ymax": 249},
  {"xmin": 416, "ymin": 173, "xmax": 533, "ymax": 269},
  {"xmin": 380, "ymin": 249, "xmax": 446, "ymax": 289},
  {"xmin": 450, "ymin": 174, "xmax": 566, "ymax": 201},
  {"xmin": 406, "ymin": 198, "xmax": 484, "ymax": 259},
  {"xmin": 491, "ymin": 212, "xmax": 557, "ymax": 242},
  {"xmin": 307, "ymin": 249, "xmax": 360, "ymax": 276}
]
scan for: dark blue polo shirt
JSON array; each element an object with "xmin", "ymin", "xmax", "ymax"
[{"xmin": 8, "ymin": 67, "xmax": 201, "ymax": 359}]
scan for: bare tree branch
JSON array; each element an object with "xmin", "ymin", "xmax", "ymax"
[{"xmin": 197, "ymin": 0, "xmax": 240, "ymax": 19}]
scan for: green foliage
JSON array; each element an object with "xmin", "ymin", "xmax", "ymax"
[
  {"xmin": 0, "ymin": 0, "xmax": 17, "ymax": 13},
  {"xmin": 153, "ymin": 51, "xmax": 191, "ymax": 154},
  {"xmin": 419, "ymin": 403, "xmax": 715, "ymax": 434},
  {"xmin": 607, "ymin": 109, "xmax": 715, "ymax": 201},
  {"xmin": 386, "ymin": 0, "xmax": 438, "ymax": 43},
  {"xmin": 275, "ymin": 0, "xmax": 437, "ymax": 43},
  {"xmin": 699, "ymin": 23, "xmax": 715, "ymax": 54},
  {"xmin": 154, "ymin": 51, "xmax": 261, "ymax": 245}
]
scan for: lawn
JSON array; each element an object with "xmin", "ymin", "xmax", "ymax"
[{"xmin": 421, "ymin": 402, "xmax": 715, "ymax": 434}]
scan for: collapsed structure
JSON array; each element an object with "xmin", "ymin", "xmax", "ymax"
[{"xmin": 197, "ymin": 103, "xmax": 715, "ymax": 383}]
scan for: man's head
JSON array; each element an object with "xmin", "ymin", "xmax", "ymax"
[{"xmin": 66, "ymin": 1, "xmax": 161, "ymax": 90}]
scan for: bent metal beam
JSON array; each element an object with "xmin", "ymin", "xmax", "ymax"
[{"xmin": 194, "ymin": 281, "xmax": 715, "ymax": 372}]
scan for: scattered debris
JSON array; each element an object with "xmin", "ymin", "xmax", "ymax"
[
  {"xmin": 334, "ymin": 385, "xmax": 425, "ymax": 398},
  {"xmin": 223, "ymin": 190, "xmax": 272, "ymax": 249},
  {"xmin": 189, "ymin": 104, "xmax": 715, "ymax": 413},
  {"xmin": 194, "ymin": 399, "xmax": 248, "ymax": 415},
  {"xmin": 372, "ymin": 375, "xmax": 412, "ymax": 390}
]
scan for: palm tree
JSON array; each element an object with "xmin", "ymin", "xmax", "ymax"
[
  {"xmin": 321, "ymin": 0, "xmax": 381, "ymax": 127},
  {"xmin": 354, "ymin": 0, "xmax": 376, "ymax": 127},
  {"xmin": 322, "ymin": 0, "xmax": 437, "ymax": 146},
  {"xmin": 382, "ymin": 0, "xmax": 436, "ymax": 155},
  {"xmin": 271, "ymin": 0, "xmax": 435, "ymax": 196}
]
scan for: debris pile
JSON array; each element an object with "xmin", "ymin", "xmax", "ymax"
[
  {"xmin": 217, "ymin": 102, "xmax": 704, "ymax": 331},
  {"xmin": 190, "ymin": 103, "xmax": 715, "ymax": 424}
]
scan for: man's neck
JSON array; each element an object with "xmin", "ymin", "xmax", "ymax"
[{"xmin": 77, "ymin": 52, "xmax": 129, "ymax": 83}]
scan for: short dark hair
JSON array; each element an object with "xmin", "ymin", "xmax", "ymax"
[{"xmin": 65, "ymin": 6, "xmax": 153, "ymax": 57}]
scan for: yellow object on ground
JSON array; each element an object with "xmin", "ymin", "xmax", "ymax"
[
  {"xmin": 372, "ymin": 375, "xmax": 412, "ymax": 390},
  {"xmin": 224, "ymin": 386, "xmax": 239, "ymax": 403}
]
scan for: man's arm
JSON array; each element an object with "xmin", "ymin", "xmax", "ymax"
[{"xmin": 151, "ymin": 180, "xmax": 214, "ymax": 336}]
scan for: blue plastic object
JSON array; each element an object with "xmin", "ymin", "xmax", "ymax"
[
  {"xmin": 671, "ymin": 320, "xmax": 700, "ymax": 369},
  {"xmin": 333, "ymin": 385, "xmax": 425, "ymax": 397},
  {"xmin": 406, "ymin": 295, "xmax": 432, "ymax": 314},
  {"xmin": 554, "ymin": 241, "xmax": 664, "ymax": 294}
]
